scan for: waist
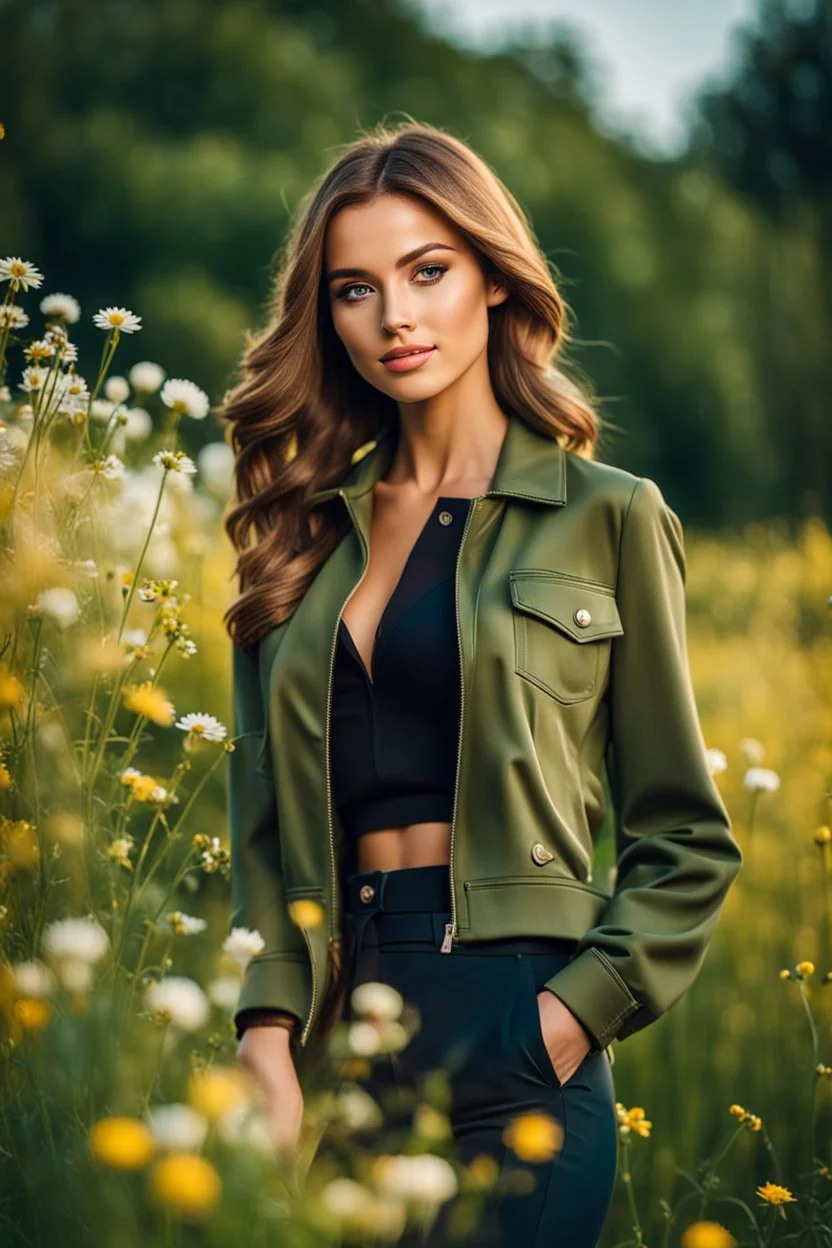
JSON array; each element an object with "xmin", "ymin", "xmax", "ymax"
[{"xmin": 345, "ymin": 863, "xmax": 579, "ymax": 956}]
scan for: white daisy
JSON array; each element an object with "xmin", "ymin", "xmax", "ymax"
[
  {"xmin": 124, "ymin": 406, "xmax": 153, "ymax": 442},
  {"xmin": 92, "ymin": 306, "xmax": 142, "ymax": 334},
  {"xmin": 42, "ymin": 916, "xmax": 110, "ymax": 965},
  {"xmin": 744, "ymin": 767, "xmax": 781, "ymax": 793},
  {"xmin": 350, "ymin": 981, "xmax": 403, "ymax": 1022},
  {"xmin": 104, "ymin": 375, "xmax": 130, "ymax": 404},
  {"xmin": 0, "ymin": 257, "xmax": 44, "ymax": 291},
  {"xmin": 129, "ymin": 361, "xmax": 165, "ymax": 394},
  {"xmin": 35, "ymin": 587, "xmax": 80, "ymax": 629},
  {"xmin": 152, "ymin": 448, "xmax": 197, "ymax": 475},
  {"xmin": 374, "ymin": 1154, "xmax": 458, "ymax": 1206},
  {"xmin": 222, "ymin": 927, "xmax": 265, "ymax": 969},
  {"xmin": 40, "ymin": 293, "xmax": 81, "ymax": 323},
  {"xmin": 207, "ymin": 976, "xmax": 241, "ymax": 1011},
  {"xmin": 18, "ymin": 365, "xmax": 48, "ymax": 394},
  {"xmin": 0, "ymin": 305, "xmax": 29, "ymax": 330},
  {"xmin": 145, "ymin": 976, "xmax": 209, "ymax": 1031},
  {"xmin": 163, "ymin": 911, "xmax": 208, "ymax": 936},
  {"xmin": 90, "ymin": 454, "xmax": 125, "ymax": 481},
  {"xmin": 24, "ymin": 337, "xmax": 56, "ymax": 362},
  {"xmin": 146, "ymin": 1103, "xmax": 208, "ymax": 1152},
  {"xmin": 11, "ymin": 959, "xmax": 57, "ymax": 998},
  {"xmin": 160, "ymin": 378, "xmax": 209, "ymax": 421},
  {"xmin": 197, "ymin": 442, "xmax": 234, "ymax": 499},
  {"xmin": 175, "ymin": 712, "xmax": 227, "ymax": 744},
  {"xmin": 705, "ymin": 747, "xmax": 728, "ymax": 776},
  {"xmin": 348, "ymin": 1020, "xmax": 383, "ymax": 1057}
]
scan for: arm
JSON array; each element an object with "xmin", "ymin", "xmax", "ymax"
[
  {"xmin": 542, "ymin": 476, "xmax": 743, "ymax": 1053},
  {"xmin": 227, "ymin": 640, "xmax": 311, "ymax": 1041}
]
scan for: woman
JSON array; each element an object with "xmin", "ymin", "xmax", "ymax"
[{"xmin": 220, "ymin": 121, "xmax": 743, "ymax": 1246}]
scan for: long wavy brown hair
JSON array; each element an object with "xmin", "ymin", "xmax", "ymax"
[{"xmin": 220, "ymin": 119, "xmax": 605, "ymax": 655}]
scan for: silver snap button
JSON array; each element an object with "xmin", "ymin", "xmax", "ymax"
[
  {"xmin": 574, "ymin": 608, "xmax": 592, "ymax": 628},
  {"xmin": 531, "ymin": 841, "xmax": 555, "ymax": 865},
  {"xmin": 438, "ymin": 510, "xmax": 453, "ymax": 526},
  {"xmin": 359, "ymin": 884, "xmax": 375, "ymax": 903}
]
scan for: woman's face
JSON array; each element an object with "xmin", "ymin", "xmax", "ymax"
[{"xmin": 324, "ymin": 192, "xmax": 508, "ymax": 403}]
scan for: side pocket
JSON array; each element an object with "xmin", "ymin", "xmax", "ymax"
[{"xmin": 522, "ymin": 957, "xmax": 562, "ymax": 1090}]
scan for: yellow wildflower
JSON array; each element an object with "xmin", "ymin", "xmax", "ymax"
[
  {"xmin": 0, "ymin": 761, "xmax": 11, "ymax": 791},
  {"xmin": 187, "ymin": 1066, "xmax": 250, "ymax": 1121},
  {"xmin": 2, "ymin": 819, "xmax": 40, "ymax": 869},
  {"xmin": 288, "ymin": 898, "xmax": 325, "ymax": 929},
  {"xmin": 148, "ymin": 1152, "xmax": 221, "ymax": 1219},
  {"xmin": 107, "ymin": 837, "xmax": 134, "ymax": 870},
  {"xmin": 681, "ymin": 1222, "xmax": 737, "ymax": 1248},
  {"xmin": 502, "ymin": 1110, "xmax": 563, "ymax": 1163},
  {"xmin": 756, "ymin": 1181, "xmax": 796, "ymax": 1205},
  {"xmin": 814, "ymin": 826, "xmax": 831, "ymax": 846},
  {"xmin": 729, "ymin": 1103, "xmax": 762, "ymax": 1130},
  {"xmin": 89, "ymin": 1115, "xmax": 156, "ymax": 1170},
  {"xmin": 467, "ymin": 1153, "xmax": 500, "ymax": 1189},
  {"xmin": 14, "ymin": 998, "xmax": 51, "ymax": 1030},
  {"xmin": 779, "ymin": 968, "xmax": 792, "ymax": 980},
  {"xmin": 130, "ymin": 775, "xmax": 161, "ymax": 803},
  {"xmin": 122, "ymin": 681, "xmax": 175, "ymax": 726},
  {"xmin": 796, "ymin": 961, "xmax": 815, "ymax": 978},
  {"xmin": 121, "ymin": 571, "xmax": 134, "ymax": 588},
  {"xmin": 0, "ymin": 670, "xmax": 24, "ymax": 709},
  {"xmin": 616, "ymin": 1102, "xmax": 653, "ymax": 1138}
]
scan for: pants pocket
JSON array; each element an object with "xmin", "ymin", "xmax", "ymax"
[{"xmin": 521, "ymin": 956, "xmax": 562, "ymax": 1090}]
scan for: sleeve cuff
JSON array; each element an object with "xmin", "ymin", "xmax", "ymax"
[
  {"xmin": 233, "ymin": 951, "xmax": 311, "ymax": 1035},
  {"xmin": 543, "ymin": 946, "xmax": 641, "ymax": 1052}
]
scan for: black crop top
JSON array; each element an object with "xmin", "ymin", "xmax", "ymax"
[{"xmin": 330, "ymin": 495, "xmax": 472, "ymax": 840}]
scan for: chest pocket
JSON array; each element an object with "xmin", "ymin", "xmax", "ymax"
[{"xmin": 509, "ymin": 570, "xmax": 624, "ymax": 704}]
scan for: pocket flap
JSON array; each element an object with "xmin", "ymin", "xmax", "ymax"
[{"xmin": 509, "ymin": 571, "xmax": 624, "ymax": 643}]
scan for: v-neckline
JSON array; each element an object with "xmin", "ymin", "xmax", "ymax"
[{"xmin": 340, "ymin": 494, "xmax": 469, "ymax": 686}]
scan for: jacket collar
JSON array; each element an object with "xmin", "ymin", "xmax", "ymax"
[{"xmin": 306, "ymin": 409, "xmax": 567, "ymax": 508}]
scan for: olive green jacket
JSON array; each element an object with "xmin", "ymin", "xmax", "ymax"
[{"xmin": 227, "ymin": 411, "xmax": 743, "ymax": 1071}]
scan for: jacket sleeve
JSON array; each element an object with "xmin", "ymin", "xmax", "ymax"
[
  {"xmin": 542, "ymin": 476, "xmax": 743, "ymax": 1053},
  {"xmin": 227, "ymin": 640, "xmax": 311, "ymax": 1035}
]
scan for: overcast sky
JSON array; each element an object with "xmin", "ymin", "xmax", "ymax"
[{"xmin": 413, "ymin": 0, "xmax": 759, "ymax": 154}]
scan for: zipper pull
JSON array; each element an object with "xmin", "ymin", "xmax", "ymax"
[{"xmin": 440, "ymin": 921, "xmax": 454, "ymax": 953}]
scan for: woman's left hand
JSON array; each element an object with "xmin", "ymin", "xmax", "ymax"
[{"xmin": 536, "ymin": 989, "xmax": 594, "ymax": 1086}]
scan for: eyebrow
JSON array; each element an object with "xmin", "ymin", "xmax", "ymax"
[{"xmin": 326, "ymin": 242, "xmax": 457, "ymax": 283}]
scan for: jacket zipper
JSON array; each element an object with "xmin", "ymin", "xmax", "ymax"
[
  {"xmin": 441, "ymin": 496, "xmax": 480, "ymax": 953},
  {"xmin": 301, "ymin": 488, "xmax": 370, "ymax": 1047}
]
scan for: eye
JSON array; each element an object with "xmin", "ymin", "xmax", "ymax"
[{"xmin": 334, "ymin": 262, "xmax": 448, "ymax": 303}]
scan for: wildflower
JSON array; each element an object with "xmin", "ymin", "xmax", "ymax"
[
  {"xmin": 9, "ymin": 960, "xmax": 55, "ymax": 1000},
  {"xmin": 92, "ymin": 306, "xmax": 142, "ymax": 334},
  {"xmin": 0, "ymin": 305, "xmax": 29, "ymax": 330},
  {"xmin": 34, "ymin": 587, "xmax": 80, "ymax": 629},
  {"xmin": 0, "ymin": 761, "xmax": 11, "ymax": 791},
  {"xmin": 616, "ymin": 1102, "xmax": 653, "ymax": 1138},
  {"xmin": 348, "ymin": 1020, "xmax": 383, "ymax": 1056},
  {"xmin": 0, "ymin": 257, "xmax": 44, "ymax": 291},
  {"xmin": 146, "ymin": 1104, "xmax": 208, "ymax": 1153},
  {"xmin": 728, "ymin": 1103, "xmax": 762, "ymax": 1131},
  {"xmin": 152, "ymin": 448, "xmax": 197, "ymax": 476},
  {"xmin": 705, "ymin": 748, "xmax": 727, "ymax": 776},
  {"xmin": 89, "ymin": 1115, "xmax": 156, "ymax": 1170},
  {"xmin": 177, "ymin": 637, "xmax": 198, "ymax": 658},
  {"xmin": 13, "ymin": 998, "xmax": 51, "ymax": 1030},
  {"xmin": 147, "ymin": 1152, "xmax": 221, "ymax": 1220},
  {"xmin": 796, "ymin": 961, "xmax": 815, "ymax": 978},
  {"xmin": 814, "ymin": 826, "xmax": 831, "ymax": 846},
  {"xmin": 330, "ymin": 1085, "xmax": 385, "ymax": 1132},
  {"xmin": 40, "ymin": 292, "xmax": 80, "ymax": 323},
  {"xmin": 124, "ymin": 629, "xmax": 148, "ymax": 648},
  {"xmin": 502, "ymin": 1110, "xmax": 563, "ymax": 1163},
  {"xmin": 2, "ymin": 818, "xmax": 39, "ymax": 869},
  {"xmin": 90, "ymin": 454, "xmax": 125, "ymax": 481},
  {"xmin": 43, "ymin": 916, "xmax": 109, "ymax": 967},
  {"xmin": 24, "ymin": 337, "xmax": 56, "ymax": 362},
  {"xmin": 193, "ymin": 834, "xmax": 230, "ymax": 874},
  {"xmin": 413, "ymin": 1104, "xmax": 452, "ymax": 1142},
  {"xmin": 287, "ymin": 898, "xmax": 325, "ymax": 929},
  {"xmin": 145, "ymin": 976, "xmax": 210, "ymax": 1031},
  {"xmin": 163, "ymin": 911, "xmax": 207, "ymax": 936},
  {"xmin": 197, "ymin": 442, "xmax": 234, "ymax": 498},
  {"xmin": 175, "ymin": 712, "xmax": 227, "ymax": 744},
  {"xmin": 124, "ymin": 406, "xmax": 153, "ymax": 442},
  {"xmin": 160, "ymin": 378, "xmax": 209, "ymax": 422},
  {"xmin": 122, "ymin": 681, "xmax": 176, "ymax": 726},
  {"xmin": 129, "ymin": 361, "xmax": 165, "ymax": 394},
  {"xmin": 779, "ymin": 968, "xmax": 792, "ymax": 980},
  {"xmin": 107, "ymin": 837, "xmax": 135, "ymax": 870},
  {"xmin": 187, "ymin": 1066, "xmax": 251, "ymax": 1121},
  {"xmin": 207, "ymin": 976, "xmax": 241, "ymax": 1011},
  {"xmin": 222, "ymin": 927, "xmax": 265, "ymax": 969},
  {"xmin": 124, "ymin": 773, "xmax": 162, "ymax": 803},
  {"xmin": 372, "ymin": 1153, "xmax": 458, "ymax": 1207},
  {"xmin": 0, "ymin": 668, "xmax": 25, "ymax": 708},
  {"xmin": 90, "ymin": 398, "xmax": 117, "ymax": 423},
  {"xmin": 19, "ymin": 365, "xmax": 48, "ymax": 393},
  {"xmin": 744, "ymin": 766, "xmax": 780, "ymax": 793},
  {"xmin": 351, "ymin": 981, "xmax": 404, "ymax": 1023},
  {"xmin": 739, "ymin": 737, "xmax": 765, "ymax": 764},
  {"xmin": 215, "ymin": 1103, "xmax": 276, "ymax": 1153},
  {"xmin": 756, "ymin": 1181, "xmax": 796, "ymax": 1205},
  {"xmin": 681, "ymin": 1222, "xmax": 737, "ymax": 1248},
  {"xmin": 104, "ymin": 375, "xmax": 130, "ymax": 404},
  {"xmin": 320, "ymin": 1177, "xmax": 378, "ymax": 1230}
]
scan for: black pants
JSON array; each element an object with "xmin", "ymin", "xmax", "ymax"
[{"xmin": 337, "ymin": 863, "xmax": 618, "ymax": 1248}]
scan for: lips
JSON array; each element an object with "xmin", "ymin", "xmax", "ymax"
[{"xmin": 380, "ymin": 346, "xmax": 437, "ymax": 372}]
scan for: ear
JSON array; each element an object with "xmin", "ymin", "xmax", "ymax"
[{"xmin": 486, "ymin": 279, "xmax": 510, "ymax": 308}]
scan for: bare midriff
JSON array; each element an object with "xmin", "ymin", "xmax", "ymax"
[{"xmin": 355, "ymin": 821, "xmax": 452, "ymax": 872}]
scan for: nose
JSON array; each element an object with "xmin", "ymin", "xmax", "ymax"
[{"xmin": 380, "ymin": 284, "xmax": 415, "ymax": 335}]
